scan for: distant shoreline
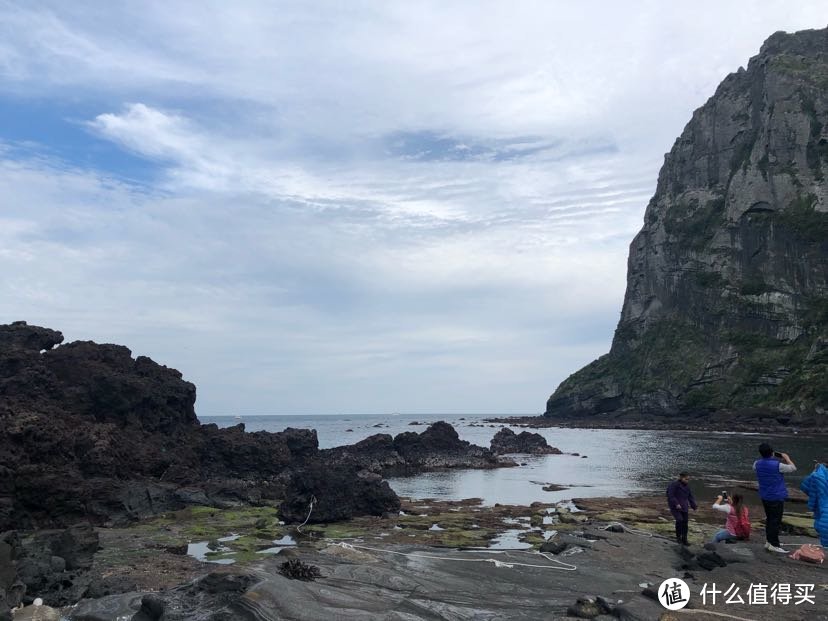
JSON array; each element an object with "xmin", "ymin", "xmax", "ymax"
[{"xmin": 483, "ymin": 414, "xmax": 828, "ymax": 436}]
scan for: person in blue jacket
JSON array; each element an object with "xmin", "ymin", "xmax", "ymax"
[
  {"xmin": 754, "ymin": 442, "xmax": 796, "ymax": 553},
  {"xmin": 667, "ymin": 472, "xmax": 697, "ymax": 545},
  {"xmin": 800, "ymin": 458, "xmax": 828, "ymax": 547}
]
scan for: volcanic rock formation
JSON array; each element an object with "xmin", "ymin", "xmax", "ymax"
[
  {"xmin": 546, "ymin": 28, "xmax": 828, "ymax": 425},
  {"xmin": 0, "ymin": 322, "xmax": 501, "ymax": 532},
  {"xmin": 489, "ymin": 428, "xmax": 562, "ymax": 455}
]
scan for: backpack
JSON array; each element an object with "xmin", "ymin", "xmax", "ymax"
[
  {"xmin": 733, "ymin": 507, "xmax": 751, "ymax": 540},
  {"xmin": 789, "ymin": 544, "xmax": 824, "ymax": 564}
]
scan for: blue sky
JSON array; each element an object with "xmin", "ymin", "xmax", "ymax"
[{"xmin": 1, "ymin": 2, "xmax": 826, "ymax": 415}]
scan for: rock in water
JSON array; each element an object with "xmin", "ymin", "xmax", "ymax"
[
  {"xmin": 546, "ymin": 27, "xmax": 828, "ymax": 425},
  {"xmin": 489, "ymin": 427, "xmax": 562, "ymax": 454}
]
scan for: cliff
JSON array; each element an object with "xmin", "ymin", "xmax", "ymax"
[{"xmin": 546, "ymin": 27, "xmax": 828, "ymax": 425}]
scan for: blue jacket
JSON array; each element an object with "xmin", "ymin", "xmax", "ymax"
[
  {"xmin": 667, "ymin": 480, "xmax": 697, "ymax": 513},
  {"xmin": 800, "ymin": 464, "xmax": 828, "ymax": 535},
  {"xmin": 755, "ymin": 457, "xmax": 788, "ymax": 501}
]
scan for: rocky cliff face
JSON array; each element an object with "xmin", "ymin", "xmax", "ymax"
[{"xmin": 546, "ymin": 28, "xmax": 828, "ymax": 425}]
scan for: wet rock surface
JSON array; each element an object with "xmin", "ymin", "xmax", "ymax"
[
  {"xmin": 4, "ymin": 492, "xmax": 826, "ymax": 619},
  {"xmin": 60, "ymin": 528, "xmax": 828, "ymax": 621}
]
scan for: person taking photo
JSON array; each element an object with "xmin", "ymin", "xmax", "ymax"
[
  {"xmin": 711, "ymin": 492, "xmax": 750, "ymax": 543},
  {"xmin": 754, "ymin": 442, "xmax": 796, "ymax": 553}
]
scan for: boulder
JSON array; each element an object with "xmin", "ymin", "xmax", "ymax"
[
  {"xmin": 279, "ymin": 464, "xmax": 401, "ymax": 524},
  {"xmin": 490, "ymin": 428, "xmax": 562, "ymax": 455},
  {"xmin": 539, "ymin": 540, "xmax": 568, "ymax": 555},
  {"xmin": 53, "ymin": 523, "xmax": 98, "ymax": 570},
  {"xmin": 131, "ymin": 594, "xmax": 165, "ymax": 621}
]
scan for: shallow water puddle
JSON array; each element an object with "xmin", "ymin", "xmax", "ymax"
[
  {"xmin": 187, "ymin": 540, "xmax": 236, "ymax": 564},
  {"xmin": 187, "ymin": 533, "xmax": 247, "ymax": 564},
  {"xmin": 272, "ymin": 535, "xmax": 296, "ymax": 546},
  {"xmin": 256, "ymin": 535, "xmax": 298, "ymax": 555},
  {"xmin": 488, "ymin": 529, "xmax": 533, "ymax": 550},
  {"xmin": 255, "ymin": 546, "xmax": 287, "ymax": 555}
]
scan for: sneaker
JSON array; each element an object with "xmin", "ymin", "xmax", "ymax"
[{"xmin": 764, "ymin": 543, "xmax": 787, "ymax": 554}]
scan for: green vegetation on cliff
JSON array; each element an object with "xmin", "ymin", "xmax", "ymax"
[{"xmin": 546, "ymin": 27, "xmax": 828, "ymax": 424}]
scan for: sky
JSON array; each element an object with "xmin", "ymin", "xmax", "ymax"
[{"xmin": 1, "ymin": 2, "xmax": 826, "ymax": 416}]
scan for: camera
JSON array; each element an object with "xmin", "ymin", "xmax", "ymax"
[
  {"xmin": 721, "ymin": 491, "xmax": 728, "ymax": 500},
  {"xmin": 773, "ymin": 451, "xmax": 783, "ymax": 458}
]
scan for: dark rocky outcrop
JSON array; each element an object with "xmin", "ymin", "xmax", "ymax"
[
  {"xmin": 0, "ymin": 522, "xmax": 103, "ymax": 618},
  {"xmin": 69, "ymin": 572, "xmax": 261, "ymax": 621},
  {"xmin": 489, "ymin": 427, "xmax": 562, "ymax": 455},
  {"xmin": 322, "ymin": 421, "xmax": 508, "ymax": 477},
  {"xmin": 1, "ymin": 322, "xmax": 517, "ymax": 611},
  {"xmin": 1, "ymin": 322, "xmax": 507, "ymax": 534},
  {"xmin": 546, "ymin": 28, "xmax": 828, "ymax": 425},
  {"xmin": 279, "ymin": 464, "xmax": 401, "ymax": 524}
]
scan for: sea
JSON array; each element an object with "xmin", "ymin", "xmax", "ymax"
[{"xmin": 200, "ymin": 413, "xmax": 826, "ymax": 506}]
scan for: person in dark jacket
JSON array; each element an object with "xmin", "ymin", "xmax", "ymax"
[
  {"xmin": 667, "ymin": 472, "xmax": 697, "ymax": 545},
  {"xmin": 754, "ymin": 442, "xmax": 796, "ymax": 553}
]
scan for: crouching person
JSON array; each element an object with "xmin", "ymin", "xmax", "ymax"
[{"xmin": 711, "ymin": 492, "xmax": 750, "ymax": 543}]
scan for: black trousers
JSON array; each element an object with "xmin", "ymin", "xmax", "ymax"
[
  {"xmin": 674, "ymin": 510, "xmax": 689, "ymax": 543},
  {"xmin": 763, "ymin": 500, "xmax": 785, "ymax": 547}
]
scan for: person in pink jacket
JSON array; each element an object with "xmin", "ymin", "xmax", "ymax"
[{"xmin": 711, "ymin": 492, "xmax": 749, "ymax": 543}]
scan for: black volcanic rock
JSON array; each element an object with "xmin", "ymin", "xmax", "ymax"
[
  {"xmin": 0, "ymin": 321, "xmax": 63, "ymax": 352},
  {"xmin": 0, "ymin": 322, "xmax": 325, "ymax": 530},
  {"xmin": 546, "ymin": 27, "xmax": 828, "ymax": 424},
  {"xmin": 0, "ymin": 531, "xmax": 22, "ymax": 619},
  {"xmin": 323, "ymin": 421, "xmax": 505, "ymax": 476},
  {"xmin": 11, "ymin": 523, "xmax": 100, "ymax": 608},
  {"xmin": 1, "ymin": 323, "xmax": 514, "ymax": 534},
  {"xmin": 279, "ymin": 464, "xmax": 400, "ymax": 524},
  {"xmin": 490, "ymin": 428, "xmax": 562, "ymax": 455}
]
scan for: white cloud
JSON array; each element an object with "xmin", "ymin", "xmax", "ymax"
[{"xmin": 1, "ymin": 2, "xmax": 826, "ymax": 413}]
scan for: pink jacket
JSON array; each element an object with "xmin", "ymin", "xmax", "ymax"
[{"xmin": 713, "ymin": 503, "xmax": 747, "ymax": 535}]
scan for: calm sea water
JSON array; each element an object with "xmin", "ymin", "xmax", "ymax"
[{"xmin": 201, "ymin": 413, "xmax": 826, "ymax": 505}]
